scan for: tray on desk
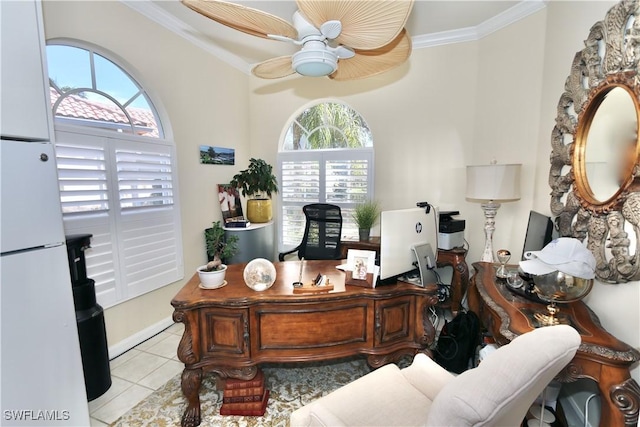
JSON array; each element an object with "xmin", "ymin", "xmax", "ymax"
[{"xmin": 503, "ymin": 279, "xmax": 547, "ymax": 305}]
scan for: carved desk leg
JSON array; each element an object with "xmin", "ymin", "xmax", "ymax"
[
  {"xmin": 437, "ymin": 248, "xmax": 469, "ymax": 316},
  {"xmin": 181, "ymin": 368, "xmax": 202, "ymax": 427},
  {"xmin": 173, "ymin": 310, "xmax": 202, "ymax": 427},
  {"xmin": 586, "ymin": 363, "xmax": 640, "ymax": 427},
  {"xmin": 610, "ymin": 377, "xmax": 640, "ymax": 426}
]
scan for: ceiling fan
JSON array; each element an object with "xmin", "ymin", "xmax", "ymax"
[{"xmin": 181, "ymin": 0, "xmax": 414, "ymax": 80}]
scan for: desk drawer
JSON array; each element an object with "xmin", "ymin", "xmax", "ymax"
[{"xmin": 250, "ymin": 300, "xmax": 373, "ymax": 358}]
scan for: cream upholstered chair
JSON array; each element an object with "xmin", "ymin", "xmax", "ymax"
[{"xmin": 290, "ymin": 324, "xmax": 580, "ymax": 427}]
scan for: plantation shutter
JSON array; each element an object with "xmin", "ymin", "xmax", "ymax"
[
  {"xmin": 114, "ymin": 140, "xmax": 182, "ymax": 297},
  {"xmin": 55, "ymin": 126, "xmax": 183, "ymax": 308},
  {"xmin": 278, "ymin": 148, "xmax": 374, "ymax": 251}
]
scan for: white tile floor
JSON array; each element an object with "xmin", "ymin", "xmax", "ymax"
[{"xmin": 89, "ymin": 322, "xmax": 185, "ymax": 426}]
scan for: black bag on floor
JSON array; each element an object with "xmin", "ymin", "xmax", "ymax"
[{"xmin": 434, "ymin": 310, "xmax": 480, "ymax": 374}]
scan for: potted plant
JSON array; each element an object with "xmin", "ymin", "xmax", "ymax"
[
  {"xmin": 198, "ymin": 221, "xmax": 239, "ymax": 288},
  {"xmin": 230, "ymin": 158, "xmax": 278, "ymax": 223},
  {"xmin": 352, "ymin": 200, "xmax": 380, "ymax": 242}
]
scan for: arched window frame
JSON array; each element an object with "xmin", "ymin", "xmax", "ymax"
[
  {"xmin": 46, "ymin": 40, "xmax": 183, "ymax": 308},
  {"xmin": 277, "ymin": 99, "xmax": 375, "ymax": 252}
]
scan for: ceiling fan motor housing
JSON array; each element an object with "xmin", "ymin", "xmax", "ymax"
[{"xmin": 292, "ymin": 40, "xmax": 338, "ymax": 77}]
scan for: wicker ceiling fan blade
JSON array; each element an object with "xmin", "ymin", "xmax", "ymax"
[
  {"xmin": 182, "ymin": 0, "xmax": 298, "ymax": 40},
  {"xmin": 296, "ymin": 0, "xmax": 414, "ymax": 50},
  {"xmin": 252, "ymin": 56, "xmax": 296, "ymax": 79},
  {"xmin": 329, "ymin": 29, "xmax": 411, "ymax": 81}
]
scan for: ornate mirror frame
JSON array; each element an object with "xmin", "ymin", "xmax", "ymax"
[{"xmin": 551, "ymin": 0, "xmax": 640, "ymax": 283}]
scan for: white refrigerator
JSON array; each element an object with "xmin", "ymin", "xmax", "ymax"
[{"xmin": 0, "ymin": 141, "xmax": 90, "ymax": 426}]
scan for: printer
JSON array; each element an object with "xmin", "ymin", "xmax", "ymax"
[{"xmin": 438, "ymin": 211, "xmax": 465, "ymax": 250}]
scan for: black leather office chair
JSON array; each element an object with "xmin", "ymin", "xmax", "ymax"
[{"xmin": 279, "ymin": 203, "xmax": 343, "ymax": 261}]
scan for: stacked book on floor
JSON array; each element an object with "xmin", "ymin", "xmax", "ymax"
[{"xmin": 220, "ymin": 370, "xmax": 269, "ymax": 416}]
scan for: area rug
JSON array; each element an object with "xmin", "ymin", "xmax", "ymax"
[{"xmin": 110, "ymin": 357, "xmax": 399, "ymax": 426}]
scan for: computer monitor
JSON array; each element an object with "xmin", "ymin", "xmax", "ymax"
[
  {"xmin": 522, "ymin": 210, "xmax": 554, "ymax": 260},
  {"xmin": 380, "ymin": 206, "xmax": 439, "ymax": 285}
]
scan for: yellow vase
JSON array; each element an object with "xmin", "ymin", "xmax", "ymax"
[{"xmin": 247, "ymin": 199, "xmax": 272, "ymax": 223}]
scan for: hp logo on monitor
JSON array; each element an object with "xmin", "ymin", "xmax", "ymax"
[{"xmin": 415, "ymin": 222, "xmax": 422, "ymax": 234}]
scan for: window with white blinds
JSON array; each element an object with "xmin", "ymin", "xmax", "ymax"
[
  {"xmin": 278, "ymin": 101, "xmax": 374, "ymax": 252},
  {"xmin": 55, "ymin": 127, "xmax": 183, "ymax": 307},
  {"xmin": 47, "ymin": 42, "xmax": 182, "ymax": 308}
]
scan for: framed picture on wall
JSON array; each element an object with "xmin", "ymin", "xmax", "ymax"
[{"xmin": 200, "ymin": 145, "xmax": 235, "ymax": 165}]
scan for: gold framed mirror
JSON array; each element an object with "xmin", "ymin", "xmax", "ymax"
[
  {"xmin": 550, "ymin": 0, "xmax": 640, "ymax": 283},
  {"xmin": 573, "ymin": 73, "xmax": 640, "ymax": 212}
]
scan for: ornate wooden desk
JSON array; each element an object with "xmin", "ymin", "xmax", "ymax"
[
  {"xmin": 172, "ymin": 260, "xmax": 439, "ymax": 427},
  {"xmin": 468, "ymin": 262, "xmax": 640, "ymax": 427},
  {"xmin": 340, "ymin": 238, "xmax": 469, "ymax": 315}
]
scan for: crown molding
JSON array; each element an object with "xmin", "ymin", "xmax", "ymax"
[
  {"xmin": 120, "ymin": 0, "xmax": 253, "ymax": 75},
  {"xmin": 122, "ymin": 0, "xmax": 547, "ymax": 73},
  {"xmin": 412, "ymin": 0, "xmax": 547, "ymax": 49}
]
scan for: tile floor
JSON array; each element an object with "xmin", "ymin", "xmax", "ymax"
[{"xmin": 89, "ymin": 322, "xmax": 185, "ymax": 426}]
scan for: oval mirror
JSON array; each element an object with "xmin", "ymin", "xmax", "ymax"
[{"xmin": 573, "ymin": 80, "xmax": 640, "ymax": 212}]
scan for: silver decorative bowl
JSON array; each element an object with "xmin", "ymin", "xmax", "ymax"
[
  {"xmin": 532, "ymin": 271, "xmax": 594, "ymax": 304},
  {"xmin": 531, "ymin": 271, "xmax": 593, "ymax": 326}
]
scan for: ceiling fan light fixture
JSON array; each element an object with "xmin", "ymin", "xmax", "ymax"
[{"xmin": 292, "ymin": 47, "xmax": 338, "ymax": 77}]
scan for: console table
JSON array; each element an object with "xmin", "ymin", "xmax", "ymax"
[
  {"xmin": 172, "ymin": 260, "xmax": 439, "ymax": 427},
  {"xmin": 468, "ymin": 262, "xmax": 640, "ymax": 427},
  {"xmin": 340, "ymin": 238, "xmax": 469, "ymax": 315}
]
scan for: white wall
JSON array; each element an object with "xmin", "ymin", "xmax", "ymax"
[
  {"xmin": 41, "ymin": 1, "xmax": 639, "ymax": 383},
  {"xmin": 249, "ymin": 41, "xmax": 480, "ymax": 227}
]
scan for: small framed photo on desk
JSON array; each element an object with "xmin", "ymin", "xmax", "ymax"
[{"xmin": 345, "ymin": 249, "xmax": 377, "ymax": 288}]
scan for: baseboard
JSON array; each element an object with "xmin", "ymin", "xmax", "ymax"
[{"xmin": 108, "ymin": 316, "xmax": 175, "ymax": 360}]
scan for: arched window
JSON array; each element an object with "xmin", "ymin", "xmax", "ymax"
[
  {"xmin": 46, "ymin": 41, "xmax": 183, "ymax": 308},
  {"xmin": 278, "ymin": 100, "xmax": 374, "ymax": 251}
]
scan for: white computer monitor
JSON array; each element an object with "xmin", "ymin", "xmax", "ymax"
[{"xmin": 379, "ymin": 206, "xmax": 439, "ymax": 284}]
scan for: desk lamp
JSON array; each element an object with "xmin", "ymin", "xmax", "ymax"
[{"xmin": 466, "ymin": 163, "xmax": 522, "ymax": 263}]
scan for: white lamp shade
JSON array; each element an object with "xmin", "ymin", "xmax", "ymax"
[{"xmin": 466, "ymin": 164, "xmax": 522, "ymax": 201}]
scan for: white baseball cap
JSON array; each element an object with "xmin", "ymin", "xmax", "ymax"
[{"xmin": 519, "ymin": 237, "xmax": 596, "ymax": 279}]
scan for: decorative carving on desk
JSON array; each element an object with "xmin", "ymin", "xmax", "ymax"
[
  {"xmin": 243, "ymin": 316, "xmax": 250, "ymax": 349},
  {"xmin": 475, "ymin": 279, "xmax": 518, "ymax": 343},
  {"xmin": 454, "ymin": 261, "xmax": 469, "ymax": 280},
  {"xmin": 555, "ymin": 362, "xmax": 583, "ymax": 383},
  {"xmin": 367, "ymin": 350, "xmax": 413, "ymax": 368},
  {"xmin": 610, "ymin": 378, "xmax": 640, "ymax": 427},
  {"xmin": 181, "ymin": 368, "xmax": 203, "ymax": 427},
  {"xmin": 174, "ymin": 310, "xmax": 198, "ymax": 365},
  {"xmin": 577, "ymin": 342, "xmax": 640, "ymax": 364}
]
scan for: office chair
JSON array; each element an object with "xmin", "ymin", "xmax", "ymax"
[{"xmin": 279, "ymin": 204, "xmax": 343, "ymax": 261}]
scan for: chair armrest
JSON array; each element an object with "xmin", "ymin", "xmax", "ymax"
[
  {"xmin": 401, "ymin": 353, "xmax": 455, "ymax": 400},
  {"xmin": 278, "ymin": 246, "xmax": 300, "ymax": 262}
]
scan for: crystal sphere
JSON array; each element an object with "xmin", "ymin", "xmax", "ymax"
[
  {"xmin": 243, "ymin": 258, "xmax": 276, "ymax": 291},
  {"xmin": 532, "ymin": 271, "xmax": 593, "ymax": 303}
]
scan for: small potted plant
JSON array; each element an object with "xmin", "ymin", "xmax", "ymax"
[
  {"xmin": 352, "ymin": 200, "xmax": 380, "ymax": 242},
  {"xmin": 198, "ymin": 221, "xmax": 239, "ymax": 288},
  {"xmin": 230, "ymin": 158, "xmax": 278, "ymax": 223}
]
